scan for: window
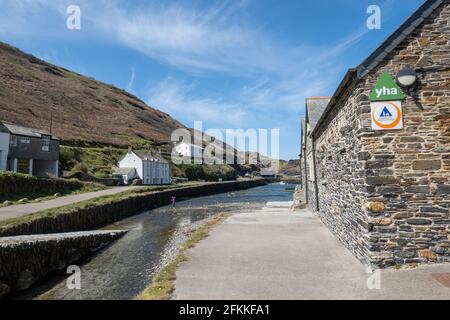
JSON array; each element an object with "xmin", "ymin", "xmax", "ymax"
[
  {"xmin": 20, "ymin": 137, "xmax": 30, "ymax": 144},
  {"xmin": 9, "ymin": 135, "xmax": 17, "ymax": 147},
  {"xmin": 42, "ymin": 135, "xmax": 50, "ymax": 152}
]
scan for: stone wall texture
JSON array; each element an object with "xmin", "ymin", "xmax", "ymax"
[
  {"xmin": 309, "ymin": 1, "xmax": 449, "ymax": 267},
  {"xmin": 0, "ymin": 230, "xmax": 126, "ymax": 298}
]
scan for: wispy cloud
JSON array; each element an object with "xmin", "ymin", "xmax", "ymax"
[
  {"xmin": 148, "ymin": 77, "xmax": 247, "ymax": 127},
  {"xmin": 126, "ymin": 66, "xmax": 135, "ymax": 92}
]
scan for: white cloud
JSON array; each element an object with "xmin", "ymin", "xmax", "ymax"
[{"xmin": 148, "ymin": 77, "xmax": 247, "ymax": 128}]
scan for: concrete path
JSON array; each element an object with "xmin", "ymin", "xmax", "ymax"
[
  {"xmin": 174, "ymin": 206, "xmax": 450, "ymax": 300},
  {"xmin": 0, "ymin": 187, "xmax": 140, "ymax": 222}
]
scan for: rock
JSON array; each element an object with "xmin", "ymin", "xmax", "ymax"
[
  {"xmin": 412, "ymin": 160, "xmax": 442, "ymax": 171},
  {"xmin": 0, "ymin": 281, "xmax": 10, "ymax": 298},
  {"xmin": 405, "ymin": 186, "xmax": 430, "ymax": 194},
  {"xmin": 365, "ymin": 202, "xmax": 385, "ymax": 213},
  {"xmin": 16, "ymin": 270, "xmax": 35, "ymax": 291},
  {"xmin": 407, "ymin": 218, "xmax": 432, "ymax": 225},
  {"xmin": 18, "ymin": 198, "xmax": 29, "ymax": 203},
  {"xmin": 54, "ymin": 193, "xmax": 61, "ymax": 197},
  {"xmin": 419, "ymin": 249, "xmax": 437, "ymax": 262},
  {"xmin": 358, "ymin": 151, "xmax": 371, "ymax": 161},
  {"xmin": 366, "ymin": 176, "xmax": 398, "ymax": 186},
  {"xmin": 400, "ymin": 137, "xmax": 424, "ymax": 143},
  {"xmin": 399, "ymin": 250, "xmax": 416, "ymax": 259},
  {"xmin": 2, "ymin": 200, "xmax": 11, "ymax": 206},
  {"xmin": 437, "ymin": 185, "xmax": 450, "ymax": 195},
  {"xmin": 368, "ymin": 217, "xmax": 392, "ymax": 226},
  {"xmin": 417, "ymin": 37, "xmax": 430, "ymax": 46},
  {"xmin": 420, "ymin": 206, "xmax": 448, "ymax": 214},
  {"xmin": 378, "ymin": 186, "xmax": 404, "ymax": 195},
  {"xmin": 365, "ymin": 160, "xmax": 392, "ymax": 169}
]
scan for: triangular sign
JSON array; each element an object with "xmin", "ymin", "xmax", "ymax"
[
  {"xmin": 380, "ymin": 107, "xmax": 392, "ymax": 117},
  {"xmin": 369, "ymin": 72, "xmax": 406, "ymax": 101}
]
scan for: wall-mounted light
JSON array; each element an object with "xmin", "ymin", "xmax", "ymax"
[{"xmin": 396, "ymin": 66, "xmax": 418, "ymax": 88}]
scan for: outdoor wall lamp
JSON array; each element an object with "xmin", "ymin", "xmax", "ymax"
[{"xmin": 396, "ymin": 66, "xmax": 418, "ymax": 88}]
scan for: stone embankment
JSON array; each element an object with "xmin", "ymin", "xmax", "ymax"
[
  {"xmin": 0, "ymin": 179, "xmax": 268, "ymax": 237},
  {"xmin": 0, "ymin": 230, "xmax": 126, "ymax": 298}
]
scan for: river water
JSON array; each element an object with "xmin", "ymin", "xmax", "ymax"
[{"xmin": 23, "ymin": 183, "xmax": 294, "ymax": 300}]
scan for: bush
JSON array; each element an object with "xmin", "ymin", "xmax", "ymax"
[
  {"xmin": 181, "ymin": 164, "xmax": 236, "ymax": 181},
  {"xmin": 184, "ymin": 165, "xmax": 205, "ymax": 181},
  {"xmin": 203, "ymin": 165, "xmax": 236, "ymax": 181},
  {"xmin": 0, "ymin": 172, "xmax": 96, "ymax": 201},
  {"xmin": 73, "ymin": 162, "xmax": 89, "ymax": 174}
]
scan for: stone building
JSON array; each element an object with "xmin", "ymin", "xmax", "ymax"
[{"xmin": 301, "ymin": 0, "xmax": 449, "ymax": 267}]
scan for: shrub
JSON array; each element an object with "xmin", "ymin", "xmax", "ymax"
[
  {"xmin": 0, "ymin": 172, "xmax": 97, "ymax": 201},
  {"xmin": 184, "ymin": 165, "xmax": 205, "ymax": 181},
  {"xmin": 73, "ymin": 162, "xmax": 89, "ymax": 174},
  {"xmin": 203, "ymin": 165, "xmax": 236, "ymax": 181}
]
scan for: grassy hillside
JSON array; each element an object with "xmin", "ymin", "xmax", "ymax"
[
  {"xmin": 61, "ymin": 145, "xmax": 238, "ymax": 182},
  {"xmin": 0, "ymin": 42, "xmax": 185, "ymax": 146}
]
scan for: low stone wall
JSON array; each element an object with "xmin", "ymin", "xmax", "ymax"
[
  {"xmin": 0, "ymin": 179, "xmax": 267, "ymax": 237},
  {"xmin": 0, "ymin": 230, "xmax": 126, "ymax": 298}
]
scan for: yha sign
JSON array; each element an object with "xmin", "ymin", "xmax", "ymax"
[
  {"xmin": 369, "ymin": 72, "xmax": 406, "ymax": 102},
  {"xmin": 371, "ymin": 101, "xmax": 403, "ymax": 130}
]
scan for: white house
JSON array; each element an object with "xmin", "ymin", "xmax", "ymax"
[
  {"xmin": 172, "ymin": 142, "xmax": 203, "ymax": 159},
  {"xmin": 118, "ymin": 150, "xmax": 171, "ymax": 185},
  {"xmin": 0, "ymin": 122, "xmax": 10, "ymax": 171}
]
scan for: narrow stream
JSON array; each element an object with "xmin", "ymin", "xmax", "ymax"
[{"xmin": 22, "ymin": 183, "xmax": 294, "ymax": 300}]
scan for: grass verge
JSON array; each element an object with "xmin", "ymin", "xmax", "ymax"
[
  {"xmin": 0, "ymin": 183, "xmax": 106, "ymax": 207},
  {"xmin": 135, "ymin": 214, "xmax": 228, "ymax": 300}
]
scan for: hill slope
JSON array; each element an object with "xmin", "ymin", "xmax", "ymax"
[{"xmin": 0, "ymin": 42, "xmax": 185, "ymax": 146}]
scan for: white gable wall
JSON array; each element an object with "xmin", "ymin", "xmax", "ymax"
[
  {"xmin": 0, "ymin": 132, "xmax": 10, "ymax": 171},
  {"xmin": 174, "ymin": 142, "xmax": 191, "ymax": 157},
  {"xmin": 119, "ymin": 152, "xmax": 144, "ymax": 179}
]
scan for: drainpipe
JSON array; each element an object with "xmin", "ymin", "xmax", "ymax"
[{"xmin": 312, "ymin": 140, "xmax": 319, "ymax": 212}]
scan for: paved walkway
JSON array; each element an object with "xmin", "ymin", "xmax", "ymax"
[
  {"xmin": 0, "ymin": 187, "xmax": 140, "ymax": 222},
  {"xmin": 174, "ymin": 205, "xmax": 450, "ymax": 300}
]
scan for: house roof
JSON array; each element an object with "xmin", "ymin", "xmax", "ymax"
[
  {"xmin": 312, "ymin": 0, "xmax": 444, "ymax": 137},
  {"xmin": 1, "ymin": 122, "xmax": 59, "ymax": 140},
  {"xmin": 113, "ymin": 167, "xmax": 136, "ymax": 175},
  {"xmin": 133, "ymin": 150, "xmax": 169, "ymax": 163},
  {"xmin": 0, "ymin": 122, "xmax": 9, "ymax": 134},
  {"xmin": 306, "ymin": 97, "xmax": 331, "ymax": 132}
]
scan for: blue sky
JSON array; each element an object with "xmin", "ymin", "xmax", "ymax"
[{"xmin": 0, "ymin": 0, "xmax": 425, "ymax": 159}]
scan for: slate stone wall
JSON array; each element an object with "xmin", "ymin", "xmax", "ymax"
[
  {"xmin": 0, "ymin": 230, "xmax": 126, "ymax": 298},
  {"xmin": 310, "ymin": 2, "xmax": 450, "ymax": 267}
]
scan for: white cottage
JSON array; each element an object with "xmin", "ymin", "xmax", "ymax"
[
  {"xmin": 118, "ymin": 150, "xmax": 171, "ymax": 185},
  {"xmin": 172, "ymin": 142, "xmax": 203, "ymax": 159}
]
